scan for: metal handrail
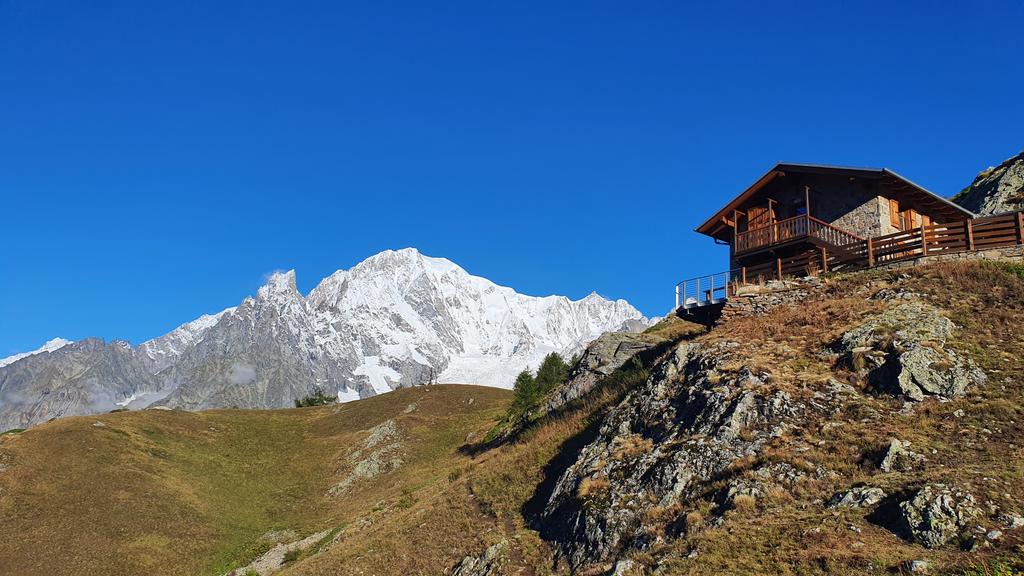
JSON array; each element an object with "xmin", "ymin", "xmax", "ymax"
[{"xmin": 675, "ymin": 269, "xmax": 742, "ymax": 309}]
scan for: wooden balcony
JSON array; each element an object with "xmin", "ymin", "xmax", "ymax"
[{"xmin": 734, "ymin": 214, "xmax": 863, "ymax": 255}]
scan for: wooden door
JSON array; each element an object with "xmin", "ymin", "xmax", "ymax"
[{"xmin": 748, "ymin": 206, "xmax": 771, "ymax": 229}]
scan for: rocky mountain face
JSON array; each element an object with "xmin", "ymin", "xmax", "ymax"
[
  {"xmin": 505, "ymin": 264, "xmax": 1018, "ymax": 574},
  {"xmin": 0, "ymin": 248, "xmax": 646, "ymax": 430},
  {"xmin": 0, "ymin": 338, "xmax": 164, "ymax": 430},
  {"xmin": 954, "ymin": 150, "xmax": 1024, "ymax": 215}
]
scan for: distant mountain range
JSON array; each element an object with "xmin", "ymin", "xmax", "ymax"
[{"xmin": 0, "ymin": 248, "xmax": 647, "ymax": 430}]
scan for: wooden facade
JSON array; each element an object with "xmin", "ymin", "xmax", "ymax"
[
  {"xmin": 695, "ymin": 164, "xmax": 975, "ymax": 273},
  {"xmin": 676, "ymin": 164, "xmax": 1010, "ymax": 310}
]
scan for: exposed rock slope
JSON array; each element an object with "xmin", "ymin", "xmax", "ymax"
[
  {"xmin": 521, "ymin": 262, "xmax": 1024, "ymax": 574},
  {"xmin": 954, "ymin": 150, "xmax": 1024, "ymax": 215}
]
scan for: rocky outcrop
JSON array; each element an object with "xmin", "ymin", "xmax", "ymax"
[
  {"xmin": 545, "ymin": 332, "xmax": 658, "ymax": 413},
  {"xmin": 827, "ymin": 486, "xmax": 887, "ymax": 509},
  {"xmin": 329, "ymin": 419, "xmax": 404, "ymax": 496},
  {"xmin": 897, "ymin": 484, "xmax": 982, "ymax": 548},
  {"xmin": 226, "ymin": 529, "xmax": 333, "ymax": 576},
  {"xmin": 835, "ymin": 302, "xmax": 985, "ymax": 400},
  {"xmin": 953, "ymin": 151, "xmax": 1024, "ymax": 216},
  {"xmin": 449, "ymin": 541, "xmax": 506, "ymax": 576},
  {"xmin": 537, "ymin": 341, "xmax": 821, "ymax": 568},
  {"xmin": 879, "ymin": 438, "xmax": 925, "ymax": 473}
]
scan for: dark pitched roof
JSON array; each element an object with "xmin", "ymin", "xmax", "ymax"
[{"xmin": 696, "ymin": 163, "xmax": 976, "ymax": 239}]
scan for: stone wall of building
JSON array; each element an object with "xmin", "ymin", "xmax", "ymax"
[
  {"xmin": 718, "ymin": 278, "xmax": 820, "ymax": 323},
  {"xmin": 884, "ymin": 244, "xmax": 1024, "ymax": 269},
  {"xmin": 831, "ymin": 195, "xmax": 891, "ymax": 238}
]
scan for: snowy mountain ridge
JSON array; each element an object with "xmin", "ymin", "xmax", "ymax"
[
  {"xmin": 0, "ymin": 248, "xmax": 648, "ymax": 429},
  {"xmin": 0, "ymin": 338, "xmax": 73, "ymax": 369}
]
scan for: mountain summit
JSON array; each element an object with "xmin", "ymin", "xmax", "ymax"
[{"xmin": 0, "ymin": 248, "xmax": 647, "ymax": 429}]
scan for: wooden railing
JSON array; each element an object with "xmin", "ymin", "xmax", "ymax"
[
  {"xmin": 735, "ymin": 214, "xmax": 863, "ymax": 254},
  {"xmin": 828, "ymin": 211, "xmax": 1024, "ymax": 273},
  {"xmin": 678, "ymin": 210, "xmax": 1024, "ymax": 309}
]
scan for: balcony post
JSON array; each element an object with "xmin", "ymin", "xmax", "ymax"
[
  {"xmin": 867, "ymin": 237, "xmax": 875, "ymax": 267},
  {"xmin": 966, "ymin": 219, "xmax": 975, "ymax": 251},
  {"xmin": 776, "ymin": 257, "xmax": 783, "ymax": 281},
  {"xmin": 1017, "ymin": 211, "xmax": 1024, "ymax": 245},
  {"xmin": 920, "ymin": 225, "xmax": 929, "ymax": 256}
]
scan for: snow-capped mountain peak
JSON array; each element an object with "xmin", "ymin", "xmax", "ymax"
[
  {"xmin": 258, "ymin": 270, "xmax": 300, "ymax": 300},
  {"xmin": 0, "ymin": 338, "xmax": 73, "ymax": 368},
  {"xmin": 0, "ymin": 248, "xmax": 648, "ymax": 429}
]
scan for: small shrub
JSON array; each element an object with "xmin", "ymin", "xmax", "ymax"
[
  {"xmin": 731, "ymin": 494, "xmax": 757, "ymax": 513},
  {"xmin": 684, "ymin": 511, "xmax": 704, "ymax": 534},
  {"xmin": 282, "ymin": 548, "xmax": 301, "ymax": 563},
  {"xmin": 612, "ymin": 434, "xmax": 654, "ymax": 460},
  {"xmin": 294, "ymin": 390, "xmax": 336, "ymax": 408},
  {"xmin": 577, "ymin": 475, "xmax": 610, "ymax": 501},
  {"xmin": 397, "ymin": 487, "xmax": 416, "ymax": 509}
]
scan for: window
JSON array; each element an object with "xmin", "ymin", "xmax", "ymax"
[{"xmin": 889, "ymin": 199, "xmax": 901, "ymax": 228}]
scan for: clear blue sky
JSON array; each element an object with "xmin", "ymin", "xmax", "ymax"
[{"xmin": 2, "ymin": 1, "xmax": 1022, "ymax": 355}]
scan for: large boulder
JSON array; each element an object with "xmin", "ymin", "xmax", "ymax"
[
  {"xmin": 827, "ymin": 486, "xmax": 887, "ymax": 509},
  {"xmin": 545, "ymin": 332, "xmax": 657, "ymax": 413},
  {"xmin": 953, "ymin": 150, "xmax": 1024, "ymax": 216},
  {"xmin": 836, "ymin": 302, "xmax": 985, "ymax": 400},
  {"xmin": 879, "ymin": 438, "xmax": 925, "ymax": 473},
  {"xmin": 897, "ymin": 484, "xmax": 982, "ymax": 548}
]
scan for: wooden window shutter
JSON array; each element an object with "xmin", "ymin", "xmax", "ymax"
[
  {"xmin": 902, "ymin": 209, "xmax": 915, "ymax": 231},
  {"xmin": 889, "ymin": 199, "xmax": 900, "ymax": 228}
]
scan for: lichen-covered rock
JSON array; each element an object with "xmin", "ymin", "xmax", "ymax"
[
  {"xmin": 546, "ymin": 332, "xmax": 657, "ymax": 413},
  {"xmin": 836, "ymin": 302, "xmax": 985, "ymax": 400},
  {"xmin": 329, "ymin": 419, "xmax": 404, "ymax": 496},
  {"xmin": 609, "ymin": 558, "xmax": 644, "ymax": 575},
  {"xmin": 827, "ymin": 486, "xmax": 887, "ymax": 509},
  {"xmin": 537, "ymin": 341, "xmax": 811, "ymax": 568},
  {"xmin": 449, "ymin": 540, "xmax": 506, "ymax": 576},
  {"xmin": 879, "ymin": 438, "xmax": 925, "ymax": 473},
  {"xmin": 897, "ymin": 484, "xmax": 982, "ymax": 548},
  {"xmin": 953, "ymin": 150, "xmax": 1024, "ymax": 216}
]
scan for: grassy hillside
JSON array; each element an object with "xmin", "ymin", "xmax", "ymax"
[{"xmin": 0, "ymin": 385, "xmax": 509, "ymax": 576}]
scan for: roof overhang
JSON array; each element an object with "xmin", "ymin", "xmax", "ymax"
[{"xmin": 695, "ymin": 163, "xmax": 976, "ymax": 240}]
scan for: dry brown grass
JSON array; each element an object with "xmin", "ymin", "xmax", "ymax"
[{"xmin": 730, "ymin": 494, "xmax": 757, "ymax": 513}]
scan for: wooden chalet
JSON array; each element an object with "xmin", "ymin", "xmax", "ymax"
[{"xmin": 677, "ymin": 163, "xmax": 1024, "ymax": 311}]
